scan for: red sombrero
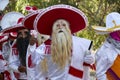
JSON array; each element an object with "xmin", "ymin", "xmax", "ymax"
[
  {"xmin": 23, "ymin": 9, "xmax": 44, "ymax": 30},
  {"xmin": 34, "ymin": 4, "xmax": 88, "ymax": 35}
]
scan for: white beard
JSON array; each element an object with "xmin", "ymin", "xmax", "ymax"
[{"xmin": 51, "ymin": 28, "xmax": 72, "ymax": 69}]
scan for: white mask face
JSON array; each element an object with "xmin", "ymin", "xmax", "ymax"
[
  {"xmin": 52, "ymin": 19, "xmax": 70, "ymax": 34},
  {"xmin": 51, "ymin": 19, "xmax": 72, "ymax": 68}
]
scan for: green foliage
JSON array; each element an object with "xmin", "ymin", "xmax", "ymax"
[
  {"xmin": 77, "ymin": 28, "xmax": 107, "ymax": 50},
  {"xmin": 3, "ymin": 0, "xmax": 119, "ymax": 50}
]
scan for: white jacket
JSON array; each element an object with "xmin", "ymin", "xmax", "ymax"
[
  {"xmin": 9, "ymin": 40, "xmax": 27, "ymax": 80},
  {"xmin": 28, "ymin": 36, "xmax": 93, "ymax": 80}
]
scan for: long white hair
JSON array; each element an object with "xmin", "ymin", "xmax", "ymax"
[{"xmin": 51, "ymin": 19, "xmax": 72, "ymax": 69}]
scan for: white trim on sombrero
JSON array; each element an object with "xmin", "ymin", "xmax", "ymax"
[
  {"xmin": 92, "ymin": 12, "xmax": 120, "ymax": 34},
  {"xmin": 23, "ymin": 9, "xmax": 43, "ymax": 25},
  {"xmin": 92, "ymin": 25, "xmax": 120, "ymax": 34},
  {"xmin": 92, "ymin": 26, "xmax": 112, "ymax": 34},
  {"xmin": 34, "ymin": 4, "xmax": 88, "ymax": 32},
  {"xmin": 1, "ymin": 24, "xmax": 25, "ymax": 33}
]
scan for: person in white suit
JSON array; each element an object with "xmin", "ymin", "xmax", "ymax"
[
  {"xmin": 92, "ymin": 12, "xmax": 120, "ymax": 80},
  {"xmin": 0, "ymin": 34, "xmax": 10, "ymax": 80},
  {"xmin": 27, "ymin": 4, "xmax": 95, "ymax": 80},
  {"xmin": 26, "ymin": 30, "xmax": 50, "ymax": 80}
]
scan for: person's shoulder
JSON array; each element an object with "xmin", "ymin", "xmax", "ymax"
[
  {"xmin": 96, "ymin": 40, "xmax": 116, "ymax": 56},
  {"xmin": 72, "ymin": 36, "xmax": 92, "ymax": 49},
  {"xmin": 72, "ymin": 36, "xmax": 91, "ymax": 43}
]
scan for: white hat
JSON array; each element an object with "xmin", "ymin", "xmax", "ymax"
[
  {"xmin": 0, "ymin": 12, "xmax": 25, "ymax": 33},
  {"xmin": 0, "ymin": 0, "xmax": 9, "ymax": 11},
  {"xmin": 1, "ymin": 11, "xmax": 24, "ymax": 30},
  {"xmin": 92, "ymin": 12, "xmax": 120, "ymax": 34},
  {"xmin": 34, "ymin": 4, "xmax": 88, "ymax": 35}
]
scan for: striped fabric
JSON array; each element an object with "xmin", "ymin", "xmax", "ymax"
[{"xmin": 106, "ymin": 55, "xmax": 120, "ymax": 80}]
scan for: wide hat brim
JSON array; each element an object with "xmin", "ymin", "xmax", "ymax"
[
  {"xmin": 23, "ymin": 9, "xmax": 44, "ymax": 30},
  {"xmin": 92, "ymin": 26, "xmax": 120, "ymax": 34},
  {"xmin": 23, "ymin": 12, "xmax": 38, "ymax": 30},
  {"xmin": 9, "ymin": 32, "xmax": 17, "ymax": 39},
  {"xmin": 34, "ymin": 4, "xmax": 88, "ymax": 35},
  {"xmin": 1, "ymin": 24, "xmax": 26, "ymax": 33}
]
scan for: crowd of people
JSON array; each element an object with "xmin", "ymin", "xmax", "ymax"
[{"xmin": 0, "ymin": 1, "xmax": 120, "ymax": 80}]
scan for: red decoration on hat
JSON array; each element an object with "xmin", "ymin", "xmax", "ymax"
[
  {"xmin": 17, "ymin": 17, "xmax": 24, "ymax": 24},
  {"xmin": 25, "ymin": 6, "xmax": 38, "ymax": 13},
  {"xmin": 34, "ymin": 4, "xmax": 88, "ymax": 35},
  {"xmin": 9, "ymin": 32, "xmax": 17, "ymax": 39},
  {"xmin": 25, "ymin": 6, "xmax": 31, "ymax": 11},
  {"xmin": 32, "ymin": 6, "xmax": 37, "ymax": 10}
]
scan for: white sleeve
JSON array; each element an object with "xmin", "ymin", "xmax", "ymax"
[
  {"xmin": 2, "ymin": 42, "xmax": 7, "ymax": 55},
  {"xmin": 83, "ymin": 66, "xmax": 90, "ymax": 80},
  {"xmin": 31, "ymin": 44, "xmax": 46, "ymax": 65},
  {"xmin": 27, "ymin": 67, "xmax": 36, "ymax": 80},
  {"xmin": 95, "ymin": 50, "xmax": 108, "ymax": 80},
  {"xmin": 28, "ymin": 44, "xmax": 37, "ymax": 53},
  {"xmin": 8, "ymin": 52, "xmax": 20, "ymax": 72},
  {"xmin": 0, "ymin": 59, "xmax": 6, "ymax": 72}
]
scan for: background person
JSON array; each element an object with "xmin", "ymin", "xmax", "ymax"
[
  {"xmin": 28, "ymin": 4, "xmax": 95, "ymax": 80},
  {"xmin": 92, "ymin": 12, "xmax": 120, "ymax": 80}
]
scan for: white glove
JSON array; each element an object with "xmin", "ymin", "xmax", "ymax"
[
  {"xmin": 84, "ymin": 50, "xmax": 95, "ymax": 64},
  {"xmin": 32, "ymin": 44, "xmax": 46, "ymax": 65},
  {"xmin": 35, "ymin": 44, "xmax": 46, "ymax": 55}
]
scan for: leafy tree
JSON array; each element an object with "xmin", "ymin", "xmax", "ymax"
[
  {"xmin": 2, "ymin": 0, "xmax": 120, "ymax": 50},
  {"xmin": 75, "ymin": 0, "xmax": 117, "ymax": 50}
]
